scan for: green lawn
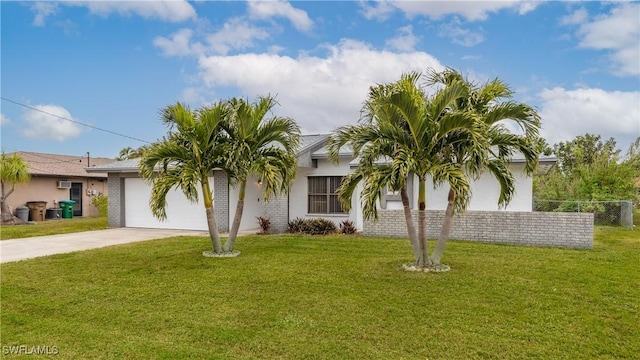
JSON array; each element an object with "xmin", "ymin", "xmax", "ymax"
[
  {"xmin": 0, "ymin": 217, "xmax": 108, "ymax": 240},
  {"xmin": 1, "ymin": 228, "xmax": 638, "ymax": 359}
]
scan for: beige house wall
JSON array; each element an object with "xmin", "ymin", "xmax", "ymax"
[{"xmin": 6, "ymin": 176, "xmax": 108, "ymax": 218}]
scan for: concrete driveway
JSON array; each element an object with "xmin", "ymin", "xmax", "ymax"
[{"xmin": 0, "ymin": 228, "xmax": 210, "ymax": 263}]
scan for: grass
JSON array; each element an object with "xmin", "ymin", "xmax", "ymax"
[
  {"xmin": 0, "ymin": 216, "xmax": 108, "ymax": 240},
  {"xmin": 1, "ymin": 227, "xmax": 639, "ymax": 359}
]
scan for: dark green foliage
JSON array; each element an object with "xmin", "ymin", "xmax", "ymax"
[
  {"xmin": 287, "ymin": 217, "xmax": 337, "ymax": 235},
  {"xmin": 534, "ymin": 133, "xmax": 640, "ymax": 207},
  {"xmin": 339, "ymin": 220, "xmax": 357, "ymax": 234}
]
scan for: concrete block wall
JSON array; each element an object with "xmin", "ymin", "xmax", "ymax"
[
  {"xmin": 364, "ymin": 210, "xmax": 594, "ymax": 249},
  {"xmin": 107, "ymin": 173, "xmax": 122, "ymax": 227},
  {"xmin": 213, "ymin": 170, "xmax": 229, "ymax": 232},
  {"xmin": 263, "ymin": 194, "xmax": 289, "ymax": 233}
]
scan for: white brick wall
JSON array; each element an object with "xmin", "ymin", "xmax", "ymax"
[
  {"xmin": 263, "ymin": 194, "xmax": 289, "ymax": 233},
  {"xmin": 364, "ymin": 210, "xmax": 594, "ymax": 249}
]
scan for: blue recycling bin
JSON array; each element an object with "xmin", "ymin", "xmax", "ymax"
[{"xmin": 59, "ymin": 200, "xmax": 76, "ymax": 219}]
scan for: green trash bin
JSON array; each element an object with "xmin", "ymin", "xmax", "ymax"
[{"xmin": 59, "ymin": 200, "xmax": 76, "ymax": 219}]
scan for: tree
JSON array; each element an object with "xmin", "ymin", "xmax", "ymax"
[
  {"xmin": 116, "ymin": 145, "xmax": 149, "ymax": 161},
  {"xmin": 328, "ymin": 71, "xmax": 479, "ymax": 270},
  {"xmin": 139, "ymin": 102, "xmax": 237, "ymax": 256},
  {"xmin": 425, "ymin": 68, "xmax": 541, "ymax": 264},
  {"xmin": 554, "ymin": 133, "xmax": 618, "ymax": 174},
  {"xmin": 0, "ymin": 153, "xmax": 31, "ymax": 224},
  {"xmin": 222, "ymin": 96, "xmax": 300, "ymax": 252},
  {"xmin": 533, "ymin": 133, "xmax": 639, "ymax": 207}
]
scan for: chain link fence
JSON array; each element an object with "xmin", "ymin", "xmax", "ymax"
[{"xmin": 534, "ymin": 199, "xmax": 634, "ymax": 228}]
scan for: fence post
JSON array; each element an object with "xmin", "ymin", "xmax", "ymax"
[{"xmin": 621, "ymin": 200, "xmax": 633, "ymax": 228}]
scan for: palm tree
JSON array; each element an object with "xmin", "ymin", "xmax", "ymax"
[
  {"xmin": 425, "ymin": 69, "xmax": 541, "ymax": 264},
  {"xmin": 328, "ymin": 71, "xmax": 480, "ymax": 269},
  {"xmin": 0, "ymin": 152, "xmax": 31, "ymax": 224},
  {"xmin": 223, "ymin": 96, "xmax": 300, "ymax": 252},
  {"xmin": 139, "ymin": 102, "xmax": 235, "ymax": 255},
  {"xmin": 116, "ymin": 145, "xmax": 150, "ymax": 161}
]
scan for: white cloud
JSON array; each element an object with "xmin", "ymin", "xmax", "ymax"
[
  {"xmin": 386, "ymin": 25, "xmax": 419, "ymax": 52},
  {"xmin": 359, "ymin": 0, "xmax": 396, "ymax": 21},
  {"xmin": 196, "ymin": 39, "xmax": 443, "ymax": 133},
  {"xmin": 154, "ymin": 28, "xmax": 200, "ymax": 57},
  {"xmin": 0, "ymin": 113, "xmax": 10, "ymax": 126},
  {"xmin": 538, "ymin": 87, "xmax": 640, "ymax": 149},
  {"xmin": 363, "ymin": 0, "xmax": 541, "ymax": 21},
  {"xmin": 439, "ymin": 18, "xmax": 484, "ymax": 47},
  {"xmin": 32, "ymin": 0, "xmax": 196, "ymax": 24},
  {"xmin": 247, "ymin": 0, "xmax": 313, "ymax": 32},
  {"xmin": 559, "ymin": 7, "xmax": 588, "ymax": 26},
  {"xmin": 31, "ymin": 2, "xmax": 58, "ymax": 27},
  {"xmin": 575, "ymin": 3, "xmax": 640, "ymax": 76},
  {"xmin": 20, "ymin": 105, "xmax": 83, "ymax": 142},
  {"xmin": 206, "ymin": 18, "xmax": 270, "ymax": 55}
]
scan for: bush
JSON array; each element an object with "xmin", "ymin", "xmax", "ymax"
[
  {"xmin": 306, "ymin": 218, "xmax": 337, "ymax": 235},
  {"xmin": 256, "ymin": 216, "xmax": 271, "ymax": 234},
  {"xmin": 91, "ymin": 194, "xmax": 108, "ymax": 217},
  {"xmin": 339, "ymin": 220, "xmax": 357, "ymax": 235},
  {"xmin": 287, "ymin": 217, "xmax": 307, "ymax": 233},
  {"xmin": 287, "ymin": 217, "xmax": 337, "ymax": 235}
]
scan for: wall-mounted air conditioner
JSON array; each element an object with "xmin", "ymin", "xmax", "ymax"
[{"xmin": 57, "ymin": 181, "xmax": 72, "ymax": 189}]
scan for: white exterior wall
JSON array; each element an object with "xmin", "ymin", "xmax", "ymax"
[
  {"xmin": 228, "ymin": 175, "xmax": 266, "ymax": 231},
  {"xmin": 401, "ymin": 163, "xmax": 533, "ymax": 211},
  {"xmin": 288, "ymin": 158, "xmax": 357, "ymax": 228}
]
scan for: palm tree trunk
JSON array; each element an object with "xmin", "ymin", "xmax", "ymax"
[
  {"xmin": 205, "ymin": 207, "xmax": 223, "ymax": 253},
  {"xmin": 223, "ymin": 179, "xmax": 246, "ymax": 252},
  {"xmin": 201, "ymin": 179, "xmax": 223, "ymax": 253},
  {"xmin": 400, "ymin": 185, "xmax": 421, "ymax": 263},
  {"xmin": 431, "ymin": 187, "xmax": 455, "ymax": 265},
  {"xmin": 417, "ymin": 177, "xmax": 431, "ymax": 266},
  {"xmin": 1, "ymin": 183, "xmax": 18, "ymax": 224}
]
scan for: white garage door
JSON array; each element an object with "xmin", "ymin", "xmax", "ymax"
[{"xmin": 124, "ymin": 177, "xmax": 210, "ymax": 231}]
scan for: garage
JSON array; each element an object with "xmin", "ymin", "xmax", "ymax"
[{"xmin": 124, "ymin": 177, "xmax": 210, "ymax": 231}]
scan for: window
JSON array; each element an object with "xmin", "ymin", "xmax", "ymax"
[{"xmin": 308, "ymin": 176, "xmax": 345, "ymax": 214}]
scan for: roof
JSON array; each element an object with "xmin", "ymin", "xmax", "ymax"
[
  {"xmin": 347, "ymin": 154, "xmax": 558, "ymax": 175},
  {"xmin": 298, "ymin": 134, "xmax": 329, "ymax": 153},
  {"xmin": 10, "ymin": 151, "xmax": 115, "ymax": 179},
  {"xmin": 88, "ymin": 134, "xmax": 333, "ymax": 173}
]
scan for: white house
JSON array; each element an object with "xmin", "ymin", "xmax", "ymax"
[{"xmin": 89, "ymin": 134, "xmax": 557, "ymax": 234}]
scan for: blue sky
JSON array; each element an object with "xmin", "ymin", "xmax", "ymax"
[{"xmin": 1, "ymin": 1, "xmax": 639, "ymax": 158}]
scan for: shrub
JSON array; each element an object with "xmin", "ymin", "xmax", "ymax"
[
  {"xmin": 91, "ymin": 194, "xmax": 108, "ymax": 217},
  {"xmin": 339, "ymin": 220, "xmax": 357, "ymax": 235},
  {"xmin": 306, "ymin": 218, "xmax": 337, "ymax": 235},
  {"xmin": 287, "ymin": 217, "xmax": 307, "ymax": 233},
  {"xmin": 287, "ymin": 217, "xmax": 337, "ymax": 235},
  {"xmin": 256, "ymin": 216, "xmax": 271, "ymax": 234}
]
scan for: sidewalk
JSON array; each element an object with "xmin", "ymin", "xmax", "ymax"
[{"xmin": 0, "ymin": 228, "xmax": 211, "ymax": 263}]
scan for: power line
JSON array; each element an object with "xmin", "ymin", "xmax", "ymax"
[{"xmin": 1, "ymin": 97, "xmax": 153, "ymax": 144}]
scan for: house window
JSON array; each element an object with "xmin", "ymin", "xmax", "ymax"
[{"xmin": 308, "ymin": 176, "xmax": 345, "ymax": 214}]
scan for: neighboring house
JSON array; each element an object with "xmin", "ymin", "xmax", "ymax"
[
  {"xmin": 88, "ymin": 135, "xmax": 557, "ymax": 233},
  {"xmin": 6, "ymin": 152, "xmax": 114, "ymax": 218}
]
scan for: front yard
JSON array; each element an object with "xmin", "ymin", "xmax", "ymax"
[
  {"xmin": 0, "ymin": 217, "xmax": 108, "ymax": 240},
  {"xmin": 1, "ymin": 226, "xmax": 638, "ymax": 359}
]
